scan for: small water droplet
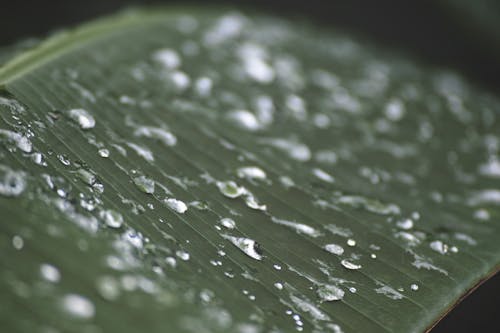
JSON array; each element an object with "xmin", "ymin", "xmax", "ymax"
[
  {"xmin": 0, "ymin": 129, "xmax": 32, "ymax": 153},
  {"xmin": 40, "ymin": 263, "xmax": 61, "ymax": 283},
  {"xmin": 0, "ymin": 165, "xmax": 26, "ymax": 197},
  {"xmin": 312, "ymin": 168, "xmax": 335, "ymax": 183},
  {"xmin": 176, "ymin": 250, "xmax": 190, "ymax": 261},
  {"xmin": 217, "ymin": 180, "xmax": 245, "ymax": 198},
  {"xmin": 134, "ymin": 126, "xmax": 177, "ymax": 147},
  {"xmin": 396, "ymin": 218, "xmax": 414, "ymax": 230},
  {"xmin": 347, "ymin": 239, "xmax": 356, "ymax": 247},
  {"xmin": 164, "ymin": 198, "xmax": 188, "ymax": 213},
  {"xmin": 98, "ymin": 148, "xmax": 110, "ymax": 158},
  {"xmin": 100, "ymin": 210, "xmax": 124, "ymax": 229},
  {"xmin": 222, "ymin": 235, "xmax": 262, "ymax": 260},
  {"xmin": 317, "ymin": 284, "xmax": 345, "ymax": 302},
  {"xmin": 96, "ymin": 276, "xmax": 121, "ymax": 301},
  {"xmin": 237, "ymin": 166, "xmax": 267, "ymax": 180},
  {"xmin": 410, "ymin": 283, "xmax": 419, "ymax": 291},
  {"xmin": 77, "ymin": 169, "xmax": 96, "ymax": 186},
  {"xmin": 274, "ymin": 282, "xmax": 284, "ymax": 290},
  {"xmin": 67, "ymin": 109, "xmax": 95, "ymax": 129},
  {"xmin": 12, "ymin": 235, "xmax": 24, "ymax": 249},
  {"xmin": 341, "ymin": 259, "xmax": 361, "ymax": 270},
  {"xmin": 61, "ymin": 294, "xmax": 95, "ymax": 319},
  {"xmin": 153, "ymin": 48, "xmax": 181, "ymax": 69},
  {"xmin": 429, "ymin": 240, "xmax": 448, "ymax": 254},
  {"xmin": 133, "ymin": 175, "xmax": 155, "ymax": 194},
  {"xmin": 324, "ymin": 243, "xmax": 344, "ymax": 255},
  {"xmin": 220, "ymin": 217, "xmax": 236, "ymax": 229}
]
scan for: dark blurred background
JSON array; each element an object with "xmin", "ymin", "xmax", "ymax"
[{"xmin": 1, "ymin": 1, "xmax": 499, "ymax": 332}]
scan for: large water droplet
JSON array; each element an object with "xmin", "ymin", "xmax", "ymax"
[
  {"xmin": 40, "ymin": 263, "xmax": 61, "ymax": 283},
  {"xmin": 220, "ymin": 217, "xmax": 236, "ymax": 229}
]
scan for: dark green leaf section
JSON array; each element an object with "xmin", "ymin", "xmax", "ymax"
[{"xmin": 0, "ymin": 8, "xmax": 499, "ymax": 333}]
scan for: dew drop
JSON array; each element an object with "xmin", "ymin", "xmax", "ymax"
[
  {"xmin": 429, "ymin": 240, "xmax": 448, "ymax": 254},
  {"xmin": 96, "ymin": 276, "xmax": 121, "ymax": 301},
  {"xmin": 12, "ymin": 235, "xmax": 23, "ymax": 249},
  {"xmin": 98, "ymin": 148, "xmax": 110, "ymax": 158},
  {"xmin": 134, "ymin": 126, "xmax": 177, "ymax": 147},
  {"xmin": 317, "ymin": 284, "xmax": 345, "ymax": 302},
  {"xmin": 0, "ymin": 165, "xmax": 26, "ymax": 197},
  {"xmin": 153, "ymin": 48, "xmax": 181, "ymax": 69},
  {"xmin": 176, "ymin": 250, "xmax": 190, "ymax": 261},
  {"xmin": 61, "ymin": 294, "xmax": 95, "ymax": 319},
  {"xmin": 133, "ymin": 175, "xmax": 155, "ymax": 194},
  {"xmin": 222, "ymin": 235, "xmax": 263, "ymax": 260},
  {"xmin": 217, "ymin": 180, "xmax": 245, "ymax": 198},
  {"xmin": 346, "ymin": 239, "xmax": 356, "ymax": 247},
  {"xmin": 100, "ymin": 210, "xmax": 124, "ymax": 229},
  {"xmin": 227, "ymin": 110, "xmax": 262, "ymax": 131},
  {"xmin": 341, "ymin": 259, "xmax": 362, "ymax": 270},
  {"xmin": 0, "ymin": 129, "xmax": 32, "ymax": 153},
  {"xmin": 40, "ymin": 264, "xmax": 60, "ymax": 283},
  {"xmin": 220, "ymin": 217, "xmax": 236, "ymax": 229},
  {"xmin": 77, "ymin": 169, "xmax": 96, "ymax": 186},
  {"xmin": 237, "ymin": 166, "xmax": 267, "ymax": 180},
  {"xmin": 410, "ymin": 283, "xmax": 419, "ymax": 291},
  {"xmin": 324, "ymin": 243, "xmax": 344, "ymax": 255},
  {"xmin": 67, "ymin": 109, "xmax": 95, "ymax": 129},
  {"xmin": 274, "ymin": 282, "xmax": 284, "ymax": 290},
  {"xmin": 165, "ymin": 198, "xmax": 188, "ymax": 213},
  {"xmin": 396, "ymin": 218, "xmax": 414, "ymax": 230}
]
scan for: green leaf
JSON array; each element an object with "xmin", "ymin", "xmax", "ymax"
[{"xmin": 1, "ymin": 7, "xmax": 499, "ymax": 333}]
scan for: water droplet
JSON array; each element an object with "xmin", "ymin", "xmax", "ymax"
[
  {"xmin": 77, "ymin": 169, "xmax": 96, "ymax": 186},
  {"xmin": 40, "ymin": 264, "xmax": 60, "ymax": 283},
  {"xmin": 375, "ymin": 284, "xmax": 404, "ymax": 300},
  {"xmin": 396, "ymin": 218, "xmax": 414, "ymax": 230},
  {"xmin": 100, "ymin": 210, "xmax": 124, "ymax": 229},
  {"xmin": 410, "ymin": 283, "xmax": 419, "ymax": 291},
  {"xmin": 0, "ymin": 165, "xmax": 26, "ymax": 197},
  {"xmin": 273, "ymin": 264, "xmax": 282, "ymax": 270},
  {"xmin": 134, "ymin": 126, "xmax": 177, "ymax": 147},
  {"xmin": 324, "ymin": 243, "xmax": 344, "ymax": 255},
  {"xmin": 126, "ymin": 143, "xmax": 154, "ymax": 162},
  {"xmin": 244, "ymin": 193, "xmax": 267, "ymax": 211},
  {"xmin": 176, "ymin": 250, "xmax": 190, "ymax": 261},
  {"xmin": 98, "ymin": 148, "xmax": 110, "ymax": 158},
  {"xmin": 385, "ymin": 98, "xmax": 406, "ymax": 121},
  {"xmin": 164, "ymin": 198, "xmax": 188, "ymax": 213},
  {"xmin": 349, "ymin": 287, "xmax": 357, "ymax": 293},
  {"xmin": 312, "ymin": 168, "xmax": 335, "ymax": 183},
  {"xmin": 317, "ymin": 284, "xmax": 345, "ymax": 302},
  {"xmin": 274, "ymin": 282, "xmax": 284, "ymax": 290},
  {"xmin": 429, "ymin": 240, "xmax": 448, "ymax": 254},
  {"xmin": 370, "ymin": 253, "xmax": 377, "ymax": 259},
  {"xmin": 341, "ymin": 259, "xmax": 361, "ymax": 270},
  {"xmin": 133, "ymin": 175, "xmax": 155, "ymax": 194},
  {"xmin": 0, "ymin": 129, "xmax": 32, "ymax": 153},
  {"xmin": 217, "ymin": 180, "xmax": 245, "ymax": 198},
  {"xmin": 227, "ymin": 110, "xmax": 262, "ymax": 131},
  {"xmin": 12, "ymin": 235, "xmax": 23, "ymax": 249},
  {"xmin": 96, "ymin": 276, "xmax": 121, "ymax": 301},
  {"xmin": 153, "ymin": 48, "xmax": 181, "ymax": 69},
  {"xmin": 271, "ymin": 217, "xmax": 321, "ymax": 237},
  {"xmin": 237, "ymin": 166, "xmax": 267, "ymax": 180},
  {"xmin": 220, "ymin": 217, "xmax": 236, "ymax": 229},
  {"xmin": 259, "ymin": 138, "xmax": 311, "ymax": 162},
  {"xmin": 189, "ymin": 200, "xmax": 209, "ymax": 210},
  {"xmin": 238, "ymin": 43, "xmax": 275, "ymax": 83},
  {"xmin": 67, "ymin": 109, "xmax": 95, "ymax": 129},
  {"xmin": 61, "ymin": 294, "xmax": 95, "ymax": 319},
  {"xmin": 195, "ymin": 76, "xmax": 213, "ymax": 97},
  {"xmin": 346, "ymin": 239, "xmax": 356, "ymax": 247},
  {"xmin": 222, "ymin": 235, "xmax": 262, "ymax": 260}
]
